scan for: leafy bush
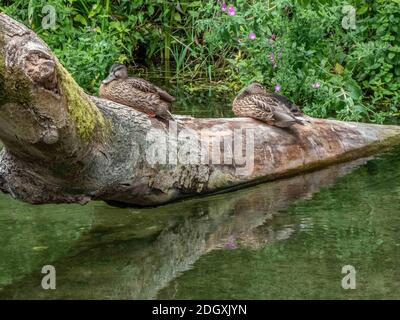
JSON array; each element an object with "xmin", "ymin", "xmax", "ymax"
[
  {"xmin": 200, "ymin": 0, "xmax": 400, "ymax": 122},
  {"xmin": 0, "ymin": 0, "xmax": 399, "ymax": 122}
]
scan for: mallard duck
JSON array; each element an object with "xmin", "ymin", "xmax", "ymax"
[
  {"xmin": 99, "ymin": 63, "xmax": 175, "ymax": 121},
  {"xmin": 232, "ymin": 83, "xmax": 306, "ymax": 128}
]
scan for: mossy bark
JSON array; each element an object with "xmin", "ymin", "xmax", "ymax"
[
  {"xmin": 56, "ymin": 62, "xmax": 107, "ymax": 141},
  {"xmin": 1, "ymin": 13, "xmax": 400, "ymax": 206}
]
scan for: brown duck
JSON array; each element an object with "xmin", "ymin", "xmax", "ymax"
[
  {"xmin": 232, "ymin": 83, "xmax": 306, "ymax": 128},
  {"xmin": 99, "ymin": 63, "xmax": 175, "ymax": 121}
]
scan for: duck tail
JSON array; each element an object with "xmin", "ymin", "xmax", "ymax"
[
  {"xmin": 293, "ymin": 116, "xmax": 311, "ymax": 126},
  {"xmin": 293, "ymin": 117, "xmax": 306, "ymax": 126},
  {"xmin": 158, "ymin": 109, "xmax": 176, "ymax": 122},
  {"xmin": 157, "ymin": 88, "xmax": 176, "ymax": 103},
  {"xmin": 273, "ymin": 111, "xmax": 298, "ymax": 128}
]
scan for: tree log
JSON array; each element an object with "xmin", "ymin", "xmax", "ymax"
[{"xmin": 1, "ymin": 13, "xmax": 400, "ymax": 206}]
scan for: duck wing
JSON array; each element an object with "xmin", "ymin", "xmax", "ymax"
[
  {"xmin": 269, "ymin": 93, "xmax": 302, "ymax": 116},
  {"xmin": 129, "ymin": 78, "xmax": 176, "ymax": 103},
  {"xmin": 237, "ymin": 94, "xmax": 305, "ymax": 127},
  {"xmin": 233, "ymin": 94, "xmax": 276, "ymax": 121},
  {"xmin": 246, "ymin": 94, "xmax": 281, "ymax": 113}
]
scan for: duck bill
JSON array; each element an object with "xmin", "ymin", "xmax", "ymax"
[{"xmin": 102, "ymin": 74, "xmax": 116, "ymax": 84}]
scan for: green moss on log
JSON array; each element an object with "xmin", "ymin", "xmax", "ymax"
[{"xmin": 56, "ymin": 62, "xmax": 108, "ymax": 141}]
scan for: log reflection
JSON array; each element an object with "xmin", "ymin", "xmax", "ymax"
[{"xmin": 0, "ymin": 157, "xmax": 370, "ymax": 299}]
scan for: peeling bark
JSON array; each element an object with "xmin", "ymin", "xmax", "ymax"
[{"xmin": 1, "ymin": 13, "xmax": 400, "ymax": 206}]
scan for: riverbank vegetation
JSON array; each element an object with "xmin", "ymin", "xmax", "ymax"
[{"xmin": 0, "ymin": 0, "xmax": 399, "ymax": 122}]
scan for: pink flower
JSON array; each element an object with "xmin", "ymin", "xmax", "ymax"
[
  {"xmin": 269, "ymin": 53, "xmax": 275, "ymax": 62},
  {"xmin": 221, "ymin": 3, "xmax": 227, "ymax": 11},
  {"xmin": 248, "ymin": 32, "xmax": 256, "ymax": 40},
  {"xmin": 274, "ymin": 84, "xmax": 281, "ymax": 92},
  {"xmin": 228, "ymin": 5, "xmax": 236, "ymax": 16},
  {"xmin": 312, "ymin": 81, "xmax": 321, "ymax": 89},
  {"xmin": 225, "ymin": 235, "xmax": 238, "ymax": 249},
  {"xmin": 268, "ymin": 34, "xmax": 277, "ymax": 46}
]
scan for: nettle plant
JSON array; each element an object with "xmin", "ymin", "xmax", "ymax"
[{"xmin": 202, "ymin": 0, "xmax": 399, "ymax": 122}]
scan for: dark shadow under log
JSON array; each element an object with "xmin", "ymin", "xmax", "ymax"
[{"xmin": 1, "ymin": 13, "xmax": 400, "ymax": 206}]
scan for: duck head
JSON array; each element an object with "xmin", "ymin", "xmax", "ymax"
[
  {"xmin": 102, "ymin": 63, "xmax": 128, "ymax": 84},
  {"xmin": 237, "ymin": 82, "xmax": 267, "ymax": 99},
  {"xmin": 245, "ymin": 82, "xmax": 267, "ymax": 94}
]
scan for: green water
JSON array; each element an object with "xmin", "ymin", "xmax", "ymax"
[
  {"xmin": 0, "ymin": 148, "xmax": 400, "ymax": 299},
  {"xmin": 0, "ymin": 88, "xmax": 400, "ymax": 299}
]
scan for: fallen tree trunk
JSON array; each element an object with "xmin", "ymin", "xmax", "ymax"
[{"xmin": 1, "ymin": 13, "xmax": 400, "ymax": 206}]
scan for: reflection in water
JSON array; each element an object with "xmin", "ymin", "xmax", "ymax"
[
  {"xmin": 159, "ymin": 149, "xmax": 400, "ymax": 299},
  {"xmin": 0, "ymin": 156, "xmax": 372, "ymax": 299}
]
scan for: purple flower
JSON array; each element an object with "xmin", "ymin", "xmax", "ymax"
[
  {"xmin": 248, "ymin": 32, "xmax": 256, "ymax": 40},
  {"xmin": 227, "ymin": 5, "xmax": 236, "ymax": 16},
  {"xmin": 268, "ymin": 34, "xmax": 277, "ymax": 46},
  {"xmin": 312, "ymin": 81, "xmax": 321, "ymax": 89},
  {"xmin": 225, "ymin": 235, "xmax": 238, "ymax": 249},
  {"xmin": 273, "ymin": 63, "xmax": 278, "ymax": 69},
  {"xmin": 221, "ymin": 3, "xmax": 227, "ymax": 12},
  {"xmin": 274, "ymin": 84, "xmax": 281, "ymax": 92},
  {"xmin": 269, "ymin": 53, "xmax": 275, "ymax": 62}
]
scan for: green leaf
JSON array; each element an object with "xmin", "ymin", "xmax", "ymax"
[
  {"xmin": 385, "ymin": 73, "xmax": 393, "ymax": 82},
  {"xmin": 74, "ymin": 14, "xmax": 87, "ymax": 26},
  {"xmin": 174, "ymin": 12, "xmax": 181, "ymax": 22},
  {"xmin": 357, "ymin": 4, "xmax": 369, "ymax": 15},
  {"xmin": 28, "ymin": 0, "xmax": 34, "ymax": 24},
  {"xmin": 334, "ymin": 63, "xmax": 345, "ymax": 75},
  {"xmin": 347, "ymin": 81, "xmax": 363, "ymax": 100}
]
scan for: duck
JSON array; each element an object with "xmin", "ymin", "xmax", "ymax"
[
  {"xmin": 99, "ymin": 63, "xmax": 175, "ymax": 121},
  {"xmin": 232, "ymin": 82, "xmax": 307, "ymax": 128}
]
